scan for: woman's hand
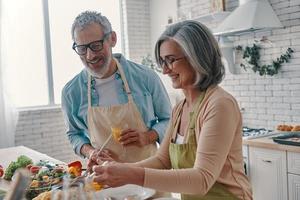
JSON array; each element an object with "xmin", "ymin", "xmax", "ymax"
[
  {"xmin": 92, "ymin": 163, "xmax": 145, "ymax": 187},
  {"xmin": 87, "ymin": 149, "xmax": 119, "ymax": 173}
]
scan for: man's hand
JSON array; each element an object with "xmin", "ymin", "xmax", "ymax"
[{"xmin": 119, "ymin": 129, "xmax": 157, "ymax": 147}]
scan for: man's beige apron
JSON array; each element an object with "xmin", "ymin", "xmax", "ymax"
[
  {"xmin": 169, "ymin": 93, "xmax": 239, "ymax": 200},
  {"xmin": 87, "ymin": 58, "xmax": 157, "ymax": 162}
]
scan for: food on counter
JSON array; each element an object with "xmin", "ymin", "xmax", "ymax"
[
  {"xmin": 68, "ymin": 160, "xmax": 82, "ymax": 177},
  {"xmin": 32, "ymin": 191, "xmax": 51, "ymax": 200},
  {"xmin": 4, "ymin": 155, "xmax": 33, "ymax": 180},
  {"xmin": 85, "ymin": 181, "xmax": 103, "ymax": 191},
  {"xmin": 277, "ymin": 124, "xmax": 293, "ymax": 131},
  {"xmin": 0, "ymin": 165, "xmax": 4, "ymax": 177},
  {"xmin": 277, "ymin": 124, "xmax": 300, "ymax": 132},
  {"xmin": 292, "ymin": 125, "xmax": 300, "ymax": 131},
  {"xmin": 33, "ymin": 182, "xmax": 102, "ymax": 200},
  {"xmin": 26, "ymin": 160, "xmax": 86, "ymax": 199},
  {"xmin": 30, "ymin": 166, "xmax": 42, "ymax": 174},
  {"xmin": 25, "ymin": 161, "xmax": 67, "ymax": 199}
]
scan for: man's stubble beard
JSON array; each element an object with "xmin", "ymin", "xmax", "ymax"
[{"xmin": 86, "ymin": 53, "xmax": 113, "ymax": 79}]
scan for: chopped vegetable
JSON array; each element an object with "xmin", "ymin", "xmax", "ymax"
[
  {"xmin": 68, "ymin": 166, "xmax": 81, "ymax": 177},
  {"xmin": 68, "ymin": 161, "xmax": 82, "ymax": 177},
  {"xmin": 92, "ymin": 181, "xmax": 103, "ymax": 191},
  {"xmin": 30, "ymin": 180, "xmax": 40, "ymax": 188},
  {"xmin": 4, "ymin": 161, "xmax": 18, "ymax": 180},
  {"xmin": 17, "ymin": 155, "xmax": 33, "ymax": 168},
  {"xmin": 0, "ymin": 166, "xmax": 3, "ymax": 177},
  {"xmin": 67, "ymin": 161, "xmax": 82, "ymax": 168},
  {"xmin": 30, "ymin": 166, "xmax": 41, "ymax": 174},
  {"xmin": 4, "ymin": 155, "xmax": 33, "ymax": 180}
]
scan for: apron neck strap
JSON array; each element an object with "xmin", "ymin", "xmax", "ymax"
[
  {"xmin": 88, "ymin": 75, "xmax": 92, "ymax": 107},
  {"xmin": 189, "ymin": 91, "xmax": 206, "ymax": 129},
  {"xmin": 114, "ymin": 58, "xmax": 132, "ymax": 98}
]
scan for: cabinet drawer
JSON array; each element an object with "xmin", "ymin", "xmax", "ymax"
[{"xmin": 288, "ymin": 152, "xmax": 300, "ymax": 175}]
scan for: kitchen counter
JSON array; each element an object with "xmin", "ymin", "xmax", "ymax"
[
  {"xmin": 0, "ymin": 146, "xmax": 64, "ymax": 191},
  {"xmin": 243, "ymin": 136, "xmax": 300, "ymax": 153}
]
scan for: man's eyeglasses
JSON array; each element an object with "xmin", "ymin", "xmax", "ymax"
[
  {"xmin": 72, "ymin": 32, "xmax": 111, "ymax": 55},
  {"xmin": 159, "ymin": 56, "xmax": 185, "ymax": 70}
]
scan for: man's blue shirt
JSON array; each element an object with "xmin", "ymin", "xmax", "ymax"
[{"xmin": 61, "ymin": 54, "xmax": 171, "ymax": 156}]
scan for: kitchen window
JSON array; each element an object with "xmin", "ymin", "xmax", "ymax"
[{"xmin": 0, "ymin": 0, "xmax": 122, "ymax": 108}]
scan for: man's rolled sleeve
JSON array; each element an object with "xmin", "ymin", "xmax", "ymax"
[
  {"xmin": 67, "ymin": 131, "xmax": 91, "ymax": 157},
  {"xmin": 61, "ymin": 88, "xmax": 91, "ymax": 157}
]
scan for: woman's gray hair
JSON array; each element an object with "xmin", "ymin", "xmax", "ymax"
[
  {"xmin": 155, "ymin": 20, "xmax": 225, "ymax": 90},
  {"xmin": 71, "ymin": 10, "xmax": 112, "ymax": 41}
]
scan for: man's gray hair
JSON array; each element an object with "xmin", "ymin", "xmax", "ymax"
[
  {"xmin": 155, "ymin": 20, "xmax": 225, "ymax": 91},
  {"xmin": 71, "ymin": 10, "xmax": 112, "ymax": 41}
]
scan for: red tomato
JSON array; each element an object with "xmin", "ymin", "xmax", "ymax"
[
  {"xmin": 0, "ymin": 168, "xmax": 3, "ymax": 177},
  {"xmin": 30, "ymin": 166, "xmax": 41, "ymax": 174}
]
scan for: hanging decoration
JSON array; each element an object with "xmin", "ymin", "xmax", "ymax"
[{"xmin": 236, "ymin": 44, "xmax": 294, "ymax": 76}]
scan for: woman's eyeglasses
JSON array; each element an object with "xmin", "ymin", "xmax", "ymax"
[
  {"xmin": 72, "ymin": 32, "xmax": 111, "ymax": 55},
  {"xmin": 159, "ymin": 56, "xmax": 185, "ymax": 70}
]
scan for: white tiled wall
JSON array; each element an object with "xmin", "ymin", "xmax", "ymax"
[
  {"xmin": 15, "ymin": 107, "xmax": 83, "ymax": 163},
  {"xmin": 15, "ymin": 0, "xmax": 300, "ymax": 162}
]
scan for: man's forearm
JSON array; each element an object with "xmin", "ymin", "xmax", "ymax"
[{"xmin": 80, "ymin": 143, "xmax": 95, "ymax": 158}]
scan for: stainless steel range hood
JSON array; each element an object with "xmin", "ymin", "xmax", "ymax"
[{"xmin": 214, "ymin": 0, "xmax": 283, "ymax": 36}]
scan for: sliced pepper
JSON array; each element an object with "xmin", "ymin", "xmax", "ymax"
[
  {"xmin": 30, "ymin": 166, "xmax": 41, "ymax": 174},
  {"xmin": 0, "ymin": 167, "xmax": 3, "ymax": 177},
  {"xmin": 68, "ymin": 161, "xmax": 82, "ymax": 176},
  {"xmin": 68, "ymin": 166, "xmax": 81, "ymax": 177},
  {"xmin": 92, "ymin": 181, "xmax": 103, "ymax": 191},
  {"xmin": 67, "ymin": 161, "xmax": 82, "ymax": 168}
]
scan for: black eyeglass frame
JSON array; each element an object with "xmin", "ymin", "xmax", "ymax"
[
  {"xmin": 158, "ymin": 56, "xmax": 185, "ymax": 70},
  {"xmin": 72, "ymin": 32, "xmax": 111, "ymax": 55}
]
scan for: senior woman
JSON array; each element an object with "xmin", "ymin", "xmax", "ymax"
[{"xmin": 92, "ymin": 20, "xmax": 253, "ymax": 200}]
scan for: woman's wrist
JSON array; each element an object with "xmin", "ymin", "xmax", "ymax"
[{"xmin": 131, "ymin": 167, "xmax": 145, "ymax": 186}]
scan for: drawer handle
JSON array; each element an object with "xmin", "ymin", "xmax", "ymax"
[{"xmin": 262, "ymin": 159, "xmax": 272, "ymax": 163}]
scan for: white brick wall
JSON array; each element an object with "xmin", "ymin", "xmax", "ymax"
[
  {"xmin": 229, "ymin": 0, "xmax": 300, "ymax": 129},
  {"xmin": 15, "ymin": 107, "xmax": 84, "ymax": 164}
]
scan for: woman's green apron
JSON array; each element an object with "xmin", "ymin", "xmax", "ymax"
[{"xmin": 169, "ymin": 92, "xmax": 239, "ymax": 200}]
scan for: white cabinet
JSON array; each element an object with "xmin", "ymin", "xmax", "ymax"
[
  {"xmin": 287, "ymin": 152, "xmax": 300, "ymax": 200},
  {"xmin": 287, "ymin": 152, "xmax": 300, "ymax": 174},
  {"xmin": 249, "ymin": 147, "xmax": 288, "ymax": 200},
  {"xmin": 288, "ymin": 174, "xmax": 300, "ymax": 200}
]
